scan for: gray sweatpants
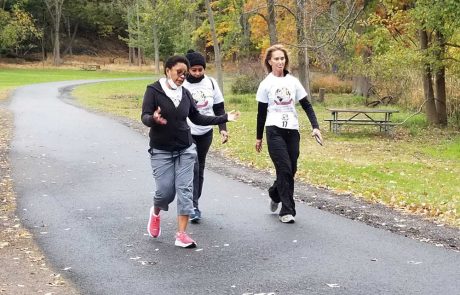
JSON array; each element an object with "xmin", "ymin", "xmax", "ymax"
[{"xmin": 149, "ymin": 144, "xmax": 196, "ymax": 216}]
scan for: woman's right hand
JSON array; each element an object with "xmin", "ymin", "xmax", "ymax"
[
  {"xmin": 152, "ymin": 107, "xmax": 167, "ymax": 125},
  {"xmin": 255, "ymin": 139, "xmax": 263, "ymax": 153},
  {"xmin": 227, "ymin": 110, "xmax": 241, "ymax": 122}
]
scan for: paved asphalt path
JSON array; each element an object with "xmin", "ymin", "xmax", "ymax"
[{"xmin": 8, "ymin": 81, "xmax": 460, "ymax": 295}]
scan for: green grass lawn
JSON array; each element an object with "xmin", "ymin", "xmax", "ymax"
[
  {"xmin": 0, "ymin": 67, "xmax": 150, "ymax": 100},
  {"xmin": 71, "ymin": 80, "xmax": 460, "ymax": 227}
]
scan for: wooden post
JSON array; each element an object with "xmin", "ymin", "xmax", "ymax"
[{"xmin": 318, "ymin": 88, "xmax": 325, "ymax": 102}]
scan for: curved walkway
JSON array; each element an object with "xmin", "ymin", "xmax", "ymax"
[{"xmin": 8, "ymin": 81, "xmax": 460, "ymax": 295}]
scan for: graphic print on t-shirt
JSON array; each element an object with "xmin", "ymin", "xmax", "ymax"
[
  {"xmin": 256, "ymin": 73, "xmax": 307, "ymax": 130},
  {"xmin": 190, "ymin": 89, "xmax": 210, "ymax": 109},
  {"xmin": 281, "ymin": 113, "xmax": 289, "ymax": 127},
  {"xmin": 185, "ymin": 76, "xmax": 224, "ymax": 136},
  {"xmin": 274, "ymin": 87, "xmax": 293, "ymax": 105}
]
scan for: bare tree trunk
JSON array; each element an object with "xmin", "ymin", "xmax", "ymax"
[
  {"xmin": 41, "ymin": 25, "xmax": 46, "ymax": 63},
  {"xmin": 136, "ymin": 0, "xmax": 142, "ymax": 67},
  {"xmin": 64, "ymin": 16, "xmax": 71, "ymax": 55},
  {"xmin": 435, "ymin": 68, "xmax": 447, "ymax": 126},
  {"xmin": 127, "ymin": 7, "xmax": 133, "ymax": 66},
  {"xmin": 63, "ymin": 22, "xmax": 78, "ymax": 56},
  {"xmin": 153, "ymin": 25, "xmax": 160, "ymax": 73},
  {"xmin": 45, "ymin": 0, "xmax": 64, "ymax": 66},
  {"xmin": 352, "ymin": 48, "xmax": 372, "ymax": 97},
  {"xmin": 139, "ymin": 48, "xmax": 145, "ymax": 64},
  {"xmin": 52, "ymin": 1, "xmax": 62, "ymax": 65},
  {"xmin": 205, "ymin": 0, "xmax": 223, "ymax": 92},
  {"xmin": 267, "ymin": 0, "xmax": 277, "ymax": 45},
  {"xmin": 152, "ymin": 0, "xmax": 160, "ymax": 74},
  {"xmin": 240, "ymin": 13, "xmax": 251, "ymax": 59},
  {"xmin": 129, "ymin": 47, "xmax": 134, "ymax": 65},
  {"xmin": 133, "ymin": 46, "xmax": 137, "ymax": 64},
  {"xmin": 420, "ymin": 30, "xmax": 438, "ymax": 125},
  {"xmin": 352, "ymin": 76, "xmax": 371, "ymax": 97},
  {"xmin": 434, "ymin": 31, "xmax": 447, "ymax": 126},
  {"xmin": 296, "ymin": 0, "xmax": 311, "ymax": 98}
]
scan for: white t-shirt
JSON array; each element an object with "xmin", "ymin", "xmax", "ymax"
[
  {"xmin": 256, "ymin": 73, "xmax": 307, "ymax": 130},
  {"xmin": 159, "ymin": 78, "xmax": 182, "ymax": 107},
  {"xmin": 183, "ymin": 75, "xmax": 224, "ymax": 135}
]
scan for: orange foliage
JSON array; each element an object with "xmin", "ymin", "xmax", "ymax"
[
  {"xmin": 244, "ymin": 0, "xmax": 296, "ymax": 52},
  {"xmin": 311, "ymin": 74, "xmax": 352, "ymax": 94},
  {"xmin": 248, "ymin": 15, "xmax": 269, "ymax": 49},
  {"xmin": 372, "ymin": 2, "xmax": 413, "ymax": 37}
]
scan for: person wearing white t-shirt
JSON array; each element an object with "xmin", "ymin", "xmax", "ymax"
[
  {"xmin": 255, "ymin": 44, "xmax": 323, "ymax": 224},
  {"xmin": 184, "ymin": 50, "xmax": 228, "ymax": 223}
]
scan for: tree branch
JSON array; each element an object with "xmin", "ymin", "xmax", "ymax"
[
  {"xmin": 243, "ymin": 5, "xmax": 267, "ymax": 16},
  {"xmin": 44, "ymin": 0, "xmax": 56, "ymax": 23},
  {"xmin": 274, "ymin": 4, "xmax": 296, "ymax": 19},
  {"xmin": 255, "ymin": 12, "xmax": 268, "ymax": 23},
  {"xmin": 244, "ymin": 0, "xmax": 363, "ymax": 51},
  {"xmin": 301, "ymin": 2, "xmax": 363, "ymax": 50},
  {"xmin": 445, "ymin": 42, "xmax": 460, "ymax": 48},
  {"xmin": 444, "ymin": 57, "xmax": 460, "ymax": 62}
]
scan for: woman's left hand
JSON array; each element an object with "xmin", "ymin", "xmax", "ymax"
[
  {"xmin": 220, "ymin": 130, "xmax": 229, "ymax": 144},
  {"xmin": 311, "ymin": 128, "xmax": 323, "ymax": 145},
  {"xmin": 227, "ymin": 110, "xmax": 240, "ymax": 122},
  {"xmin": 255, "ymin": 139, "xmax": 263, "ymax": 153}
]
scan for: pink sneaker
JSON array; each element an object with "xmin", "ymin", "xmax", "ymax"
[
  {"xmin": 174, "ymin": 232, "xmax": 197, "ymax": 248},
  {"xmin": 147, "ymin": 207, "xmax": 161, "ymax": 238}
]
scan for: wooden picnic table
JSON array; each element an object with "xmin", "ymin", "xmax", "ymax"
[
  {"xmin": 325, "ymin": 108, "xmax": 399, "ymax": 134},
  {"xmin": 79, "ymin": 64, "xmax": 101, "ymax": 71}
]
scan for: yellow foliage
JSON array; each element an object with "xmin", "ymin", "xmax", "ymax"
[
  {"xmin": 248, "ymin": 16, "xmax": 268, "ymax": 49},
  {"xmin": 245, "ymin": 0, "xmax": 296, "ymax": 53}
]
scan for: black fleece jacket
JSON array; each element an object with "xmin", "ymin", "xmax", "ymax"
[{"xmin": 141, "ymin": 81, "xmax": 228, "ymax": 151}]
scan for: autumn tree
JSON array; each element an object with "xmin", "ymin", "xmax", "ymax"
[
  {"xmin": 0, "ymin": 4, "xmax": 42, "ymax": 56},
  {"xmin": 204, "ymin": 0, "xmax": 223, "ymax": 90},
  {"xmin": 245, "ymin": 0, "xmax": 362, "ymax": 96},
  {"xmin": 264, "ymin": 0, "xmax": 277, "ymax": 45},
  {"xmin": 413, "ymin": 0, "xmax": 460, "ymax": 126},
  {"xmin": 193, "ymin": 0, "xmax": 248, "ymax": 88},
  {"xmin": 355, "ymin": 0, "xmax": 460, "ymax": 126}
]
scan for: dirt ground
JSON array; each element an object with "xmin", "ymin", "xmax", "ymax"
[{"xmin": 0, "ymin": 106, "xmax": 80, "ymax": 295}]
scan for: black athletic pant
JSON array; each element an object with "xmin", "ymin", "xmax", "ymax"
[
  {"xmin": 266, "ymin": 126, "xmax": 300, "ymax": 217},
  {"xmin": 192, "ymin": 130, "xmax": 213, "ymax": 211}
]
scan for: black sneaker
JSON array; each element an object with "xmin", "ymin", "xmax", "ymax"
[
  {"xmin": 270, "ymin": 200, "xmax": 280, "ymax": 212},
  {"xmin": 189, "ymin": 208, "xmax": 201, "ymax": 223}
]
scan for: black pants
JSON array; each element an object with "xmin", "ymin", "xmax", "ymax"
[
  {"xmin": 266, "ymin": 126, "xmax": 300, "ymax": 216},
  {"xmin": 192, "ymin": 130, "xmax": 213, "ymax": 211}
]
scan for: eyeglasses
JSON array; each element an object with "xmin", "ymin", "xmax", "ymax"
[{"xmin": 175, "ymin": 69, "xmax": 189, "ymax": 78}]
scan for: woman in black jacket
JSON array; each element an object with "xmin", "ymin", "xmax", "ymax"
[{"xmin": 141, "ymin": 55, "xmax": 239, "ymax": 248}]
